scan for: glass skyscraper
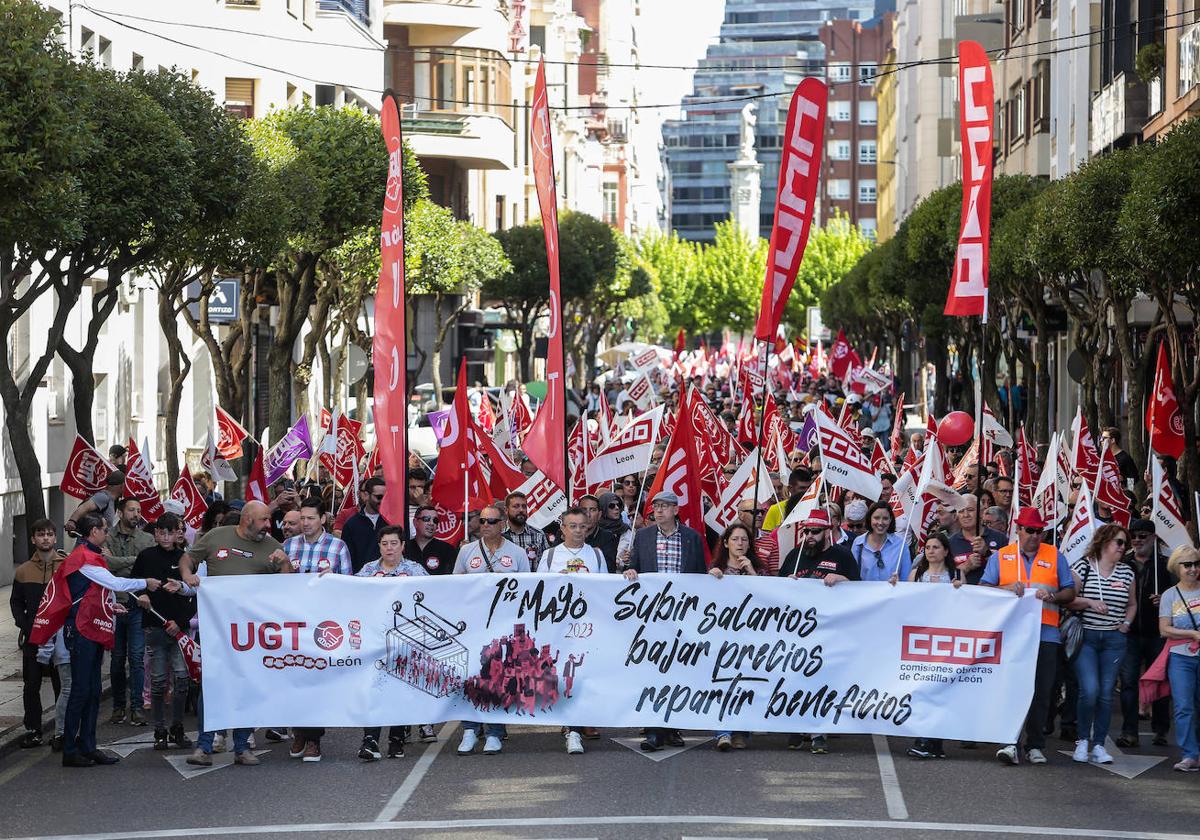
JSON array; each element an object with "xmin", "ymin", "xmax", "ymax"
[{"xmin": 662, "ymin": 0, "xmax": 880, "ymax": 241}]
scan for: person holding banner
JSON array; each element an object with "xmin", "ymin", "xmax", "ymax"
[
  {"xmin": 850, "ymin": 503, "xmax": 911, "ymax": 584},
  {"xmin": 404, "ymin": 505, "xmax": 457, "ymax": 575},
  {"xmin": 707, "ymin": 522, "xmax": 761, "ymax": 752},
  {"xmin": 981, "ymin": 508, "xmax": 1075, "ymax": 766},
  {"xmin": 949, "ymin": 495, "xmax": 1006, "ymax": 586}
]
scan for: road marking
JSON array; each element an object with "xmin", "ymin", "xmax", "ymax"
[
  {"xmin": 1056, "ymin": 736, "xmax": 1167, "ymax": 779},
  {"xmin": 162, "ymin": 749, "xmax": 269, "ymax": 780},
  {"xmin": 872, "ymin": 734, "xmax": 909, "ymax": 820},
  {"xmin": 10, "ymin": 814, "xmax": 1200, "ymax": 840},
  {"xmin": 374, "ymin": 720, "xmax": 459, "ymax": 822},
  {"xmin": 0, "ymin": 747, "xmax": 47, "ymax": 788},
  {"xmin": 609, "ymin": 735, "xmax": 712, "ymax": 762}
]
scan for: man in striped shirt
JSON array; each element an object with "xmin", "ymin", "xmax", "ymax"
[{"xmin": 282, "ymin": 497, "xmax": 352, "ymax": 761}]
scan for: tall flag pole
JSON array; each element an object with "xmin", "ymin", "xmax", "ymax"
[
  {"xmin": 523, "ymin": 59, "xmax": 568, "ymax": 495},
  {"xmin": 946, "ymin": 40, "xmax": 995, "ymax": 524},
  {"xmin": 373, "ymin": 92, "xmax": 409, "ymax": 529}
]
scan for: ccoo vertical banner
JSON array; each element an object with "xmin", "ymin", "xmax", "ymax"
[
  {"xmin": 944, "ymin": 40, "xmax": 995, "ymax": 319},
  {"xmin": 373, "ymin": 93, "xmax": 409, "ymax": 527},
  {"xmin": 754, "ymin": 78, "xmax": 828, "ymax": 343},
  {"xmin": 523, "ymin": 60, "xmax": 568, "ymax": 495}
]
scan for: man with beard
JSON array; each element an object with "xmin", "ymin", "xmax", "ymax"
[
  {"xmin": 578, "ymin": 495, "xmax": 619, "ymax": 572},
  {"xmin": 778, "ymin": 509, "xmax": 858, "ymax": 754},
  {"xmin": 180, "ymin": 500, "xmax": 292, "ymax": 767},
  {"xmin": 502, "ymin": 491, "xmax": 549, "ymax": 571}
]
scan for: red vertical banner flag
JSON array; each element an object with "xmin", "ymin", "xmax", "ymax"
[
  {"xmin": 1147, "ymin": 341, "xmax": 1185, "ymax": 458},
  {"xmin": 944, "ymin": 40, "xmax": 994, "ymax": 319},
  {"xmin": 523, "ymin": 60, "xmax": 568, "ymax": 494},
  {"xmin": 754, "ymin": 77, "xmax": 827, "ymax": 342},
  {"xmin": 373, "ymin": 93, "xmax": 409, "ymax": 526}
]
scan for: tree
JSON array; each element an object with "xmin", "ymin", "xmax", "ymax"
[
  {"xmin": 487, "ymin": 223, "xmax": 547, "ymax": 381},
  {"xmin": 783, "ymin": 212, "xmax": 875, "ymax": 329},
  {"xmin": 637, "ymin": 230, "xmax": 701, "ymax": 335},
  {"xmin": 696, "ymin": 220, "xmax": 767, "ymax": 334}
]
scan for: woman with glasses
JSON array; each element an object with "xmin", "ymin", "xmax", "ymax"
[
  {"xmin": 849, "ymin": 502, "xmax": 911, "ymax": 583},
  {"xmin": 1158, "ymin": 546, "xmax": 1200, "ymax": 771},
  {"xmin": 1065, "ymin": 524, "xmax": 1136, "ymax": 765},
  {"xmin": 906, "ymin": 532, "xmax": 962, "ymax": 759},
  {"xmin": 596, "ymin": 491, "xmax": 633, "ymax": 569},
  {"xmin": 708, "ymin": 523, "xmax": 761, "ymax": 751}
]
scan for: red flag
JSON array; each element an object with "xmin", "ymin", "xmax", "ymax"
[
  {"xmin": 1070, "ymin": 408, "xmax": 1101, "ymax": 486},
  {"xmin": 215, "ymin": 406, "xmax": 248, "ymax": 460},
  {"xmin": 829, "ymin": 329, "xmax": 860, "ymax": 380},
  {"xmin": 945, "ymin": 40, "xmax": 994, "ymax": 318},
  {"xmin": 674, "ymin": 327, "xmax": 686, "ymax": 355},
  {"xmin": 736, "ymin": 393, "xmax": 757, "ymax": 449},
  {"xmin": 123, "ymin": 438, "xmax": 164, "ymax": 520},
  {"xmin": 870, "ymin": 438, "xmax": 890, "ymax": 476},
  {"xmin": 755, "ymin": 78, "xmax": 828, "ymax": 341},
  {"xmin": 321, "ymin": 414, "xmax": 365, "ymax": 489},
  {"xmin": 170, "ymin": 466, "xmax": 208, "ymax": 530},
  {"xmin": 476, "ymin": 390, "xmax": 497, "ymax": 435},
  {"xmin": 523, "ymin": 60, "xmax": 567, "ymax": 492},
  {"xmin": 642, "ymin": 410, "xmax": 710, "ymax": 563},
  {"xmin": 429, "ymin": 359, "xmax": 490, "ymax": 545},
  {"xmin": 1095, "ymin": 443, "xmax": 1131, "ymax": 528},
  {"xmin": 59, "ymin": 435, "xmax": 115, "ymax": 500},
  {"xmin": 887, "ymin": 391, "xmax": 906, "ymax": 463},
  {"xmin": 244, "ymin": 448, "xmax": 268, "ymax": 504},
  {"xmin": 1016, "ymin": 425, "xmax": 1040, "ymax": 507},
  {"xmin": 373, "ymin": 93, "xmax": 410, "ymax": 527},
  {"xmin": 474, "ymin": 419, "xmax": 525, "ymax": 501},
  {"xmin": 337, "ymin": 458, "xmax": 360, "ymax": 522},
  {"xmin": 1147, "ymin": 341, "xmax": 1185, "ymax": 458}
]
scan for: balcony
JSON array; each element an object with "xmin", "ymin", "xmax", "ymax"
[
  {"xmin": 320, "ymin": 0, "xmax": 370, "ymax": 26},
  {"xmin": 1090, "ymin": 72, "xmax": 1148, "ymax": 156},
  {"xmin": 401, "ymin": 105, "xmax": 512, "ymax": 170},
  {"xmin": 1181, "ymin": 23, "xmax": 1200, "ymax": 101},
  {"xmin": 383, "ymin": 0, "xmax": 507, "ymax": 39}
]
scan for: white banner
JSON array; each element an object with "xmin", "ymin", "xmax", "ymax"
[
  {"xmin": 198, "ymin": 574, "xmax": 1040, "ymax": 741},
  {"xmin": 586, "ymin": 405, "xmax": 663, "ymax": 486},
  {"xmin": 516, "ymin": 469, "xmax": 567, "ymax": 530}
]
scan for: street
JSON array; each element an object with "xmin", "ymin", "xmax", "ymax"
[{"xmin": 1, "ymin": 719, "xmax": 1196, "ymax": 840}]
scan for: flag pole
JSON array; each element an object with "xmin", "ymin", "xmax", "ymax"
[{"xmin": 752, "ymin": 340, "xmax": 771, "ymax": 525}]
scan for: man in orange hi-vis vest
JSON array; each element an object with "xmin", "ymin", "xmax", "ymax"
[{"xmin": 981, "ymin": 507, "xmax": 1076, "ymax": 766}]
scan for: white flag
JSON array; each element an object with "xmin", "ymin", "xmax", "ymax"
[
  {"xmin": 627, "ymin": 373, "xmax": 658, "ymax": 411},
  {"xmin": 517, "ymin": 469, "xmax": 568, "ymax": 531},
  {"xmin": 585, "ymin": 405, "xmax": 664, "ymax": 486},
  {"xmin": 1152, "ymin": 457, "xmax": 1193, "ymax": 554},
  {"xmin": 1061, "ymin": 481, "xmax": 1098, "ymax": 563},
  {"xmin": 982, "ymin": 405, "xmax": 1014, "ymax": 448},
  {"xmin": 1032, "ymin": 432, "xmax": 1062, "ymax": 528},
  {"xmin": 704, "ymin": 446, "xmax": 777, "ymax": 534},
  {"xmin": 201, "ymin": 430, "xmax": 237, "ymax": 483},
  {"xmin": 814, "ymin": 410, "xmax": 882, "ymax": 501},
  {"xmin": 776, "ymin": 475, "xmax": 824, "ymax": 562}
]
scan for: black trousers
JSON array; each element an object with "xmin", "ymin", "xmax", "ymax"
[
  {"xmin": 1020, "ymin": 641, "xmax": 1059, "ymax": 751},
  {"xmin": 295, "ymin": 727, "xmax": 326, "ymax": 744},
  {"xmin": 21, "ymin": 643, "xmax": 62, "ymax": 733}
]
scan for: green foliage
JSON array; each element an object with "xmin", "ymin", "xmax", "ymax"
[
  {"xmin": 636, "ymin": 230, "xmax": 701, "ymax": 333},
  {"xmin": 783, "ymin": 212, "xmax": 875, "ymax": 328},
  {"xmin": 695, "ymin": 219, "xmax": 767, "ymax": 333},
  {"xmin": 405, "ymin": 198, "xmax": 510, "ymax": 294},
  {"xmin": 1135, "ymin": 43, "xmax": 1165, "ymax": 83}
]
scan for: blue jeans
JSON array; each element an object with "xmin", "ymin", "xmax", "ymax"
[
  {"xmin": 195, "ymin": 686, "xmax": 252, "ymax": 755},
  {"xmin": 1073, "ymin": 628, "xmax": 1126, "ymax": 747},
  {"xmin": 1168, "ymin": 653, "xmax": 1200, "ymax": 761},
  {"xmin": 464, "ymin": 721, "xmax": 504, "ymax": 738},
  {"xmin": 110, "ymin": 607, "xmax": 145, "ymax": 711}
]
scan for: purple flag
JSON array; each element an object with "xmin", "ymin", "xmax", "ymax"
[
  {"xmin": 427, "ymin": 409, "xmax": 452, "ymax": 445},
  {"xmin": 264, "ymin": 415, "xmax": 314, "ymax": 486},
  {"xmin": 798, "ymin": 411, "xmax": 817, "ymax": 452}
]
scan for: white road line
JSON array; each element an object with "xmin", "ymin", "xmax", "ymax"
[
  {"xmin": 10, "ymin": 815, "xmax": 1200, "ymax": 840},
  {"xmin": 872, "ymin": 734, "xmax": 909, "ymax": 820},
  {"xmin": 373, "ymin": 720, "xmax": 459, "ymax": 823}
]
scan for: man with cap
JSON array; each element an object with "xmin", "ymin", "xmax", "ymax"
[
  {"xmin": 841, "ymin": 499, "xmax": 869, "ymax": 546},
  {"xmin": 859, "ymin": 426, "xmax": 876, "ymax": 459},
  {"xmin": 980, "ymin": 507, "xmax": 1075, "ymax": 765},
  {"xmin": 1117, "ymin": 518, "xmax": 1174, "ymax": 747},
  {"xmin": 624, "ymin": 490, "xmax": 706, "ymax": 751}
]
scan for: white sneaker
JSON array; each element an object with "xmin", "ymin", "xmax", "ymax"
[
  {"xmin": 1091, "ymin": 745, "xmax": 1114, "ymax": 764},
  {"xmin": 995, "ymin": 744, "xmax": 1018, "ymax": 765},
  {"xmin": 483, "ymin": 735, "xmax": 502, "ymax": 755},
  {"xmin": 212, "ymin": 733, "xmax": 227, "ymax": 754},
  {"xmin": 457, "ymin": 729, "xmax": 478, "ymax": 756},
  {"xmin": 246, "ymin": 733, "xmax": 256, "ymax": 749},
  {"xmin": 566, "ymin": 731, "xmax": 584, "ymax": 755},
  {"xmin": 1072, "ymin": 740, "xmax": 1090, "ymax": 763},
  {"xmin": 1026, "ymin": 748, "xmax": 1047, "ymax": 765}
]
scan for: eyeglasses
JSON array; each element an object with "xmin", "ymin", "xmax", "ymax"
[
  {"xmin": 1131, "ymin": 533, "xmax": 1151, "ymax": 540},
  {"xmin": 1180, "ymin": 561, "xmax": 1200, "ymax": 569},
  {"xmin": 416, "ymin": 516, "xmax": 437, "ymax": 523},
  {"xmin": 844, "ymin": 521, "xmax": 865, "ymax": 530},
  {"xmin": 621, "ymin": 480, "xmax": 638, "ymax": 487},
  {"xmin": 479, "ymin": 517, "xmax": 503, "ymax": 525},
  {"xmin": 740, "ymin": 508, "xmax": 766, "ymax": 516},
  {"xmin": 371, "ymin": 494, "xmax": 385, "ymax": 501},
  {"xmin": 607, "ymin": 503, "xmax": 622, "ymax": 509},
  {"xmin": 1019, "ymin": 526, "xmax": 1042, "ymax": 535}
]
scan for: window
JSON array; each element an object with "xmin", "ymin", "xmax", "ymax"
[
  {"xmin": 131, "ymin": 53, "xmax": 144, "ymax": 72},
  {"xmin": 829, "ymin": 62, "xmax": 852, "ymax": 83},
  {"xmin": 828, "ymin": 179, "xmax": 851, "ymax": 200},
  {"xmin": 859, "ymin": 218, "xmax": 877, "ymax": 238},
  {"xmin": 858, "ymin": 140, "xmax": 877, "ymax": 163},
  {"xmin": 1031, "ymin": 61, "xmax": 1050, "ymax": 132},
  {"xmin": 435, "ymin": 61, "xmax": 456, "ymax": 109},
  {"xmin": 858, "ymin": 180, "xmax": 877, "ymax": 203},
  {"xmin": 830, "ymin": 140, "xmax": 851, "ymax": 160},
  {"xmin": 224, "ymin": 78, "xmax": 255, "ymax": 119},
  {"xmin": 226, "ymin": 0, "xmax": 261, "ymax": 6},
  {"xmin": 97, "ymin": 36, "xmax": 112, "ymax": 67},
  {"xmin": 495, "ymin": 195, "xmax": 506, "ymax": 231},
  {"xmin": 858, "ymin": 101, "xmax": 877, "ymax": 125},
  {"xmin": 830, "ymin": 101, "xmax": 852, "ymax": 121},
  {"xmin": 858, "ymin": 63, "xmax": 877, "ymax": 85},
  {"xmin": 79, "ymin": 26, "xmax": 94, "ymax": 54},
  {"xmin": 603, "ymin": 183, "xmax": 619, "ymax": 225},
  {"xmin": 1008, "ymin": 83, "xmax": 1026, "ymax": 146},
  {"xmin": 315, "ymin": 84, "xmax": 336, "ymax": 106}
]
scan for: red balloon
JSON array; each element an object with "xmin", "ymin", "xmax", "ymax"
[{"xmin": 937, "ymin": 411, "xmax": 975, "ymax": 447}]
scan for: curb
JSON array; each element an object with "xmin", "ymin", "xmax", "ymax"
[{"xmin": 0, "ymin": 679, "xmax": 112, "ymax": 762}]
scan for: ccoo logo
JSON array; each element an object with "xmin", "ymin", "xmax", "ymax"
[{"xmin": 313, "ymin": 621, "xmax": 344, "ymax": 651}]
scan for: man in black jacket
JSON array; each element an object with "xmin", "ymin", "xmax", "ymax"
[
  {"xmin": 10, "ymin": 519, "xmax": 65, "ymax": 748},
  {"xmin": 623, "ymin": 490, "xmax": 706, "ymax": 750},
  {"xmin": 579, "ymin": 494, "xmax": 618, "ymax": 572},
  {"xmin": 342, "ymin": 476, "xmax": 389, "ymax": 572}
]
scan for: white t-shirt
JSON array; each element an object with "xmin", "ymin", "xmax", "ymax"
[
  {"xmin": 453, "ymin": 538, "xmax": 530, "ymax": 574},
  {"xmin": 537, "ymin": 543, "xmax": 607, "ymax": 574}
]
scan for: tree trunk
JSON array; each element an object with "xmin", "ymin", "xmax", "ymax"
[
  {"xmin": 516, "ymin": 319, "xmax": 534, "ymax": 383},
  {"xmin": 158, "ymin": 270, "xmax": 194, "ymax": 486},
  {"xmin": 268, "ymin": 254, "xmax": 319, "ymax": 445},
  {"xmin": 57, "ymin": 272, "xmax": 121, "ymax": 445},
  {"xmin": 1110, "ymin": 298, "xmax": 1154, "ymax": 497},
  {"xmin": 1032, "ymin": 310, "xmax": 1051, "ymax": 446}
]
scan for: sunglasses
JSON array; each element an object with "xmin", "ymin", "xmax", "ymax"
[
  {"xmin": 803, "ymin": 528, "xmax": 826, "ymax": 536},
  {"xmin": 1019, "ymin": 526, "xmax": 1042, "ymax": 535},
  {"xmin": 479, "ymin": 517, "xmax": 503, "ymax": 525},
  {"xmin": 371, "ymin": 494, "xmax": 385, "ymax": 501},
  {"xmin": 607, "ymin": 503, "xmax": 622, "ymax": 509},
  {"xmin": 416, "ymin": 516, "xmax": 437, "ymax": 523},
  {"xmin": 844, "ymin": 521, "xmax": 865, "ymax": 530},
  {"xmin": 1181, "ymin": 561, "xmax": 1200, "ymax": 569},
  {"xmin": 621, "ymin": 480, "xmax": 638, "ymax": 487},
  {"xmin": 874, "ymin": 549, "xmax": 884, "ymax": 570},
  {"xmin": 1112, "ymin": 538, "xmax": 1127, "ymax": 547},
  {"xmin": 1131, "ymin": 533, "xmax": 1151, "ymax": 539},
  {"xmin": 741, "ymin": 508, "xmax": 766, "ymax": 516}
]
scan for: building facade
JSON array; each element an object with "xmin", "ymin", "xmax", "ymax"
[
  {"xmin": 1141, "ymin": 0, "xmax": 1199, "ymax": 141},
  {"xmin": 874, "ymin": 16, "xmax": 898, "ymax": 241}
]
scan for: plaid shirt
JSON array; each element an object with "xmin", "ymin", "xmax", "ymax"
[
  {"xmin": 655, "ymin": 526, "xmax": 683, "ymax": 575},
  {"xmin": 283, "ymin": 532, "xmax": 352, "ymax": 575},
  {"xmin": 503, "ymin": 525, "xmax": 549, "ymax": 570}
]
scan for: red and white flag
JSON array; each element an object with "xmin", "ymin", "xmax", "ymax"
[
  {"xmin": 1151, "ymin": 456, "xmax": 1192, "ymax": 553},
  {"xmin": 170, "ymin": 465, "xmax": 208, "ymax": 530},
  {"xmin": 586, "ymin": 405, "xmax": 663, "ymax": 486},
  {"xmin": 736, "ymin": 393, "xmax": 757, "ymax": 450},
  {"xmin": 517, "ymin": 469, "xmax": 568, "ymax": 531},
  {"xmin": 1147, "ymin": 341, "xmax": 1185, "ymax": 458},
  {"xmin": 704, "ymin": 446, "xmax": 776, "ymax": 534},
  {"xmin": 201, "ymin": 429, "xmax": 237, "ymax": 483},
  {"xmin": 813, "ymin": 409, "xmax": 882, "ymax": 501},
  {"xmin": 887, "ymin": 391, "xmax": 906, "ymax": 463},
  {"xmin": 627, "ymin": 372, "xmax": 658, "ymax": 411},
  {"xmin": 754, "ymin": 78, "xmax": 827, "ymax": 342},
  {"xmin": 567, "ymin": 419, "xmax": 603, "ymax": 503},
  {"xmin": 244, "ymin": 448, "xmax": 269, "ymax": 504},
  {"xmin": 630, "ymin": 346, "xmax": 660, "ymax": 372},
  {"xmin": 475, "ymin": 390, "xmax": 497, "ymax": 436},
  {"xmin": 1070, "ymin": 407, "xmax": 1101, "ymax": 487},
  {"xmin": 829, "ymin": 329, "xmax": 860, "ymax": 380},
  {"xmin": 944, "ymin": 39, "xmax": 994, "ymax": 319},
  {"xmin": 473, "ymin": 414, "xmax": 525, "ymax": 502},
  {"xmin": 642, "ymin": 408, "xmax": 709, "ymax": 562},
  {"xmin": 1032, "ymin": 432, "xmax": 1063, "ymax": 528},
  {"xmin": 429, "ymin": 359, "xmax": 491, "ymax": 545},
  {"xmin": 776, "ymin": 475, "xmax": 824, "ymax": 561},
  {"xmin": 320, "ymin": 413, "xmax": 365, "ymax": 489},
  {"xmin": 1061, "ymin": 480, "xmax": 1098, "ymax": 563},
  {"xmin": 123, "ymin": 438, "xmax": 164, "ymax": 521},
  {"xmin": 59, "ymin": 435, "xmax": 115, "ymax": 500},
  {"xmin": 1016, "ymin": 426, "xmax": 1039, "ymax": 508},
  {"xmin": 503, "ymin": 388, "xmax": 534, "ymax": 447},
  {"xmin": 1094, "ymin": 442, "xmax": 1131, "ymax": 528},
  {"xmin": 215, "ymin": 405, "xmax": 249, "ymax": 461},
  {"xmin": 523, "ymin": 59, "xmax": 567, "ymax": 492}
]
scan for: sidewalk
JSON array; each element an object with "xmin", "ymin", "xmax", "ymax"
[{"xmin": 0, "ymin": 584, "xmax": 112, "ymax": 759}]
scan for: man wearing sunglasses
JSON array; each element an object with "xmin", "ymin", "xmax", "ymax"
[
  {"xmin": 738, "ymin": 497, "xmax": 780, "ymax": 575},
  {"xmin": 980, "ymin": 507, "xmax": 1075, "ymax": 766},
  {"xmin": 1117, "ymin": 519, "xmax": 1173, "ymax": 747},
  {"xmin": 840, "ymin": 499, "xmax": 869, "ymax": 546},
  {"xmin": 596, "ymin": 491, "xmax": 633, "ymax": 569},
  {"xmin": 342, "ymin": 477, "xmax": 390, "ymax": 573},
  {"xmin": 578, "ymin": 495, "xmax": 619, "ymax": 573},
  {"xmin": 404, "ymin": 504, "xmax": 456, "ymax": 575}
]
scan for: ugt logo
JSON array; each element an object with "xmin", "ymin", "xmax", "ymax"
[{"xmin": 314, "ymin": 620, "xmax": 344, "ymax": 651}]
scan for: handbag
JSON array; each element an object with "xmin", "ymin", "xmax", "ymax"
[{"xmin": 1060, "ymin": 562, "xmax": 1092, "ymax": 661}]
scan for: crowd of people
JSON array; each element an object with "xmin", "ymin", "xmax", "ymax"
[{"xmin": 11, "ymin": 365, "xmax": 1200, "ymax": 776}]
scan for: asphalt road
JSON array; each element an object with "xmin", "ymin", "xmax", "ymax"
[{"xmin": 0, "ymin": 718, "xmax": 1196, "ymax": 840}]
